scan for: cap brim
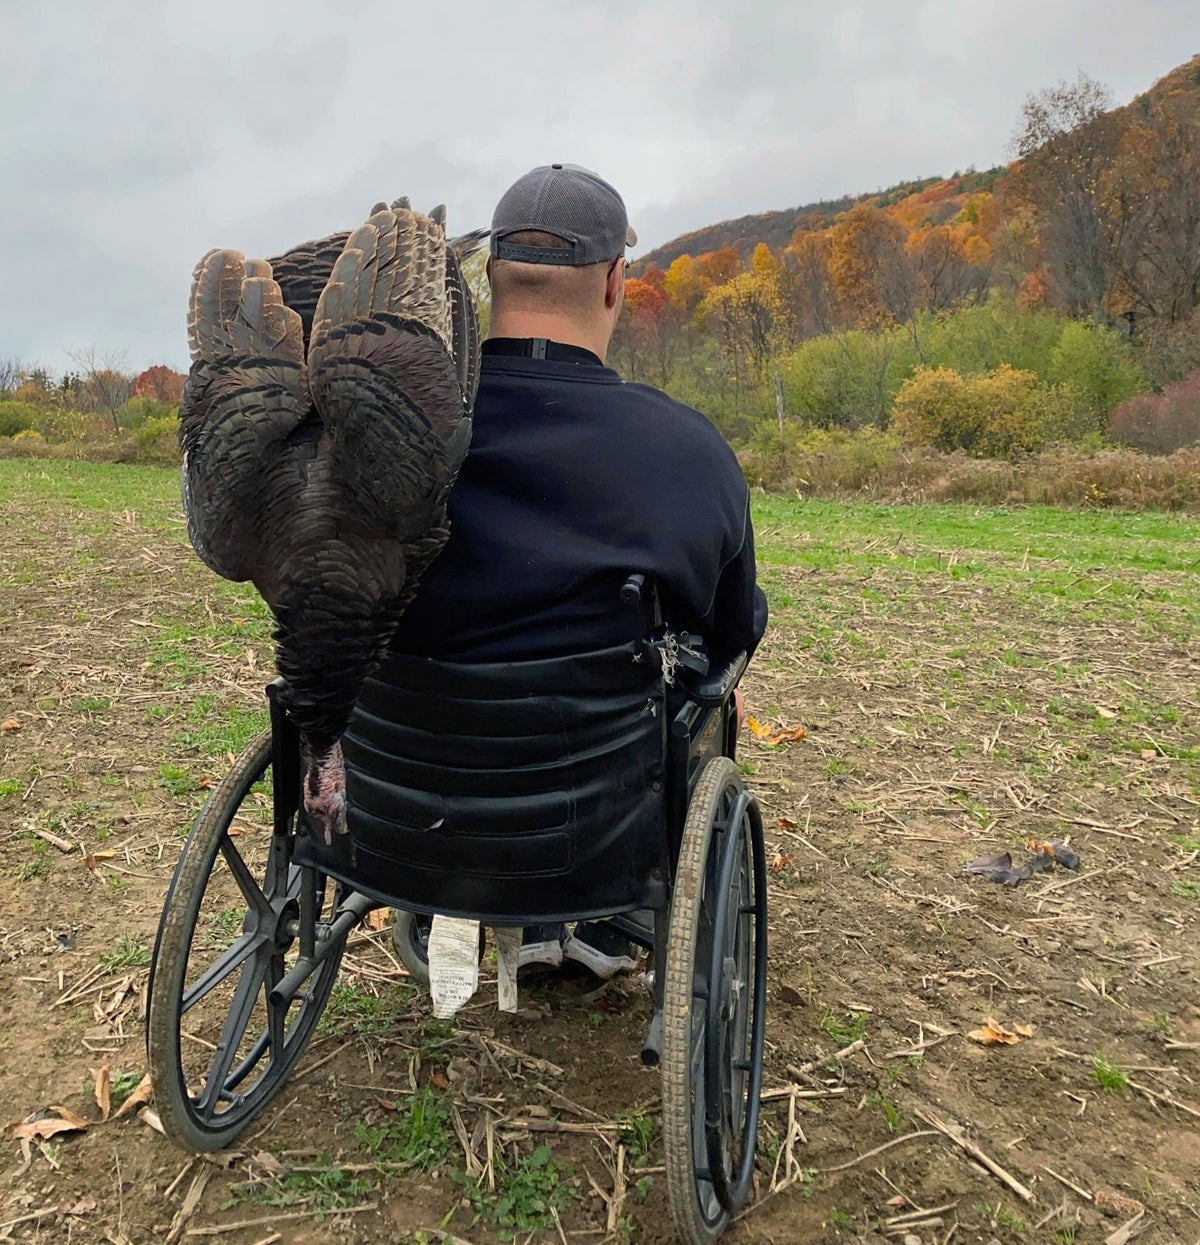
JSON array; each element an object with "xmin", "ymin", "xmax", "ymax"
[{"xmin": 625, "ymin": 224, "xmax": 638, "ymax": 248}]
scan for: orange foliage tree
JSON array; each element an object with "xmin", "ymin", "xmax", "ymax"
[{"xmin": 133, "ymin": 365, "xmax": 186, "ymax": 405}]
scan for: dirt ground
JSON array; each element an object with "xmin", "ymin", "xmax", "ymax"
[{"xmin": 1, "ymin": 473, "xmax": 1198, "ymax": 1245}]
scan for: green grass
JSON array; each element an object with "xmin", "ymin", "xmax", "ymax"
[
  {"xmin": 317, "ymin": 981, "xmax": 418, "ymax": 1037},
  {"xmin": 1171, "ymin": 879, "xmax": 1200, "ymax": 900},
  {"xmin": 99, "ymin": 936, "xmax": 151, "ymax": 972},
  {"xmin": 1092, "ymin": 1055, "xmax": 1128, "ymax": 1091},
  {"xmin": 354, "ymin": 1088, "xmax": 453, "ymax": 1171},
  {"xmin": 822, "ymin": 1010, "xmax": 868, "ymax": 1045},
  {"xmin": 463, "ymin": 1144, "xmax": 576, "ymax": 1240},
  {"xmin": 616, "ymin": 1109, "xmax": 656, "ymax": 1164},
  {"xmin": 224, "ymin": 1160, "xmax": 375, "ymax": 1218}
]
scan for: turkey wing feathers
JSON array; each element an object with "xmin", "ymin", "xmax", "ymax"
[{"xmin": 181, "ymin": 250, "xmax": 310, "ymax": 584}]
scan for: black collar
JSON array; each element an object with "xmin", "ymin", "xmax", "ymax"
[{"xmin": 482, "ymin": 337, "xmax": 605, "ymax": 367}]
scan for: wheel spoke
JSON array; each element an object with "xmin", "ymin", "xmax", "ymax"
[
  {"xmin": 195, "ymin": 948, "xmax": 269, "ymax": 1120},
  {"xmin": 218, "ymin": 834, "xmax": 272, "ymax": 917},
  {"xmin": 181, "ymin": 932, "xmax": 266, "ymax": 1016}
]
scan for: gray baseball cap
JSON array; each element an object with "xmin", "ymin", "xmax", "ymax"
[{"xmin": 490, "ymin": 163, "xmax": 638, "ymax": 266}]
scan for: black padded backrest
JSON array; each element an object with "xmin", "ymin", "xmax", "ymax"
[{"xmin": 298, "ymin": 643, "xmax": 670, "ymax": 923}]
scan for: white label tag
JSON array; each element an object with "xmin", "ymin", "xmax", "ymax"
[
  {"xmin": 493, "ymin": 926, "xmax": 522, "ymax": 1014},
  {"xmin": 427, "ymin": 915, "xmax": 481, "ymax": 1019}
]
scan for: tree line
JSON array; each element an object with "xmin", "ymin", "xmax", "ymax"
[{"xmin": 612, "ymin": 68, "xmax": 1200, "ymax": 457}]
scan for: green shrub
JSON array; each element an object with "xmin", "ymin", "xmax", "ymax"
[
  {"xmin": 1049, "ymin": 320, "xmax": 1145, "ymax": 429},
  {"xmin": 34, "ymin": 407, "xmax": 103, "ymax": 444},
  {"xmin": 12, "ymin": 428, "xmax": 44, "ymax": 443},
  {"xmin": 0, "ymin": 401, "xmax": 39, "ymax": 438},
  {"xmin": 119, "ymin": 397, "xmax": 179, "ymax": 430},
  {"xmin": 130, "ymin": 414, "xmax": 181, "ymax": 465},
  {"xmin": 890, "ymin": 363, "xmax": 1075, "ymax": 457}
]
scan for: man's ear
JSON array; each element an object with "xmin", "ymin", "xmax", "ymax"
[
  {"xmin": 485, "ymin": 256, "xmax": 494, "ymax": 283},
  {"xmin": 604, "ymin": 258, "xmax": 624, "ymax": 310}
]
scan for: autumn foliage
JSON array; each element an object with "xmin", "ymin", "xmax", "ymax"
[{"xmin": 608, "ymin": 55, "xmax": 1200, "ymax": 465}]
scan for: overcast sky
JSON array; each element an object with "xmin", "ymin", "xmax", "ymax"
[{"xmin": 3, "ymin": 0, "xmax": 1198, "ymax": 375}]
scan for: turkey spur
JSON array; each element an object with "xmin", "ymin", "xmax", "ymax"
[{"xmin": 181, "ymin": 200, "xmax": 483, "ymax": 842}]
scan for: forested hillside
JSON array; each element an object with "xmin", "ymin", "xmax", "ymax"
[{"xmin": 616, "ymin": 57, "xmax": 1200, "ymax": 471}]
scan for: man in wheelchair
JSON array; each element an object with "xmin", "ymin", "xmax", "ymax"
[
  {"xmin": 149, "ymin": 164, "xmax": 770, "ymax": 1245},
  {"xmin": 383, "ymin": 164, "xmax": 768, "ymax": 979}
]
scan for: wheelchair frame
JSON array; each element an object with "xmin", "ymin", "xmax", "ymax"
[{"xmin": 146, "ymin": 608, "xmax": 767, "ymax": 1245}]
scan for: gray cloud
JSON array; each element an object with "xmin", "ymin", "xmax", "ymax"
[{"xmin": 2, "ymin": 0, "xmax": 1197, "ymax": 372}]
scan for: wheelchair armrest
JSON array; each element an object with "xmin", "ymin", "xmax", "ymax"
[{"xmin": 687, "ymin": 650, "xmax": 748, "ymax": 708}]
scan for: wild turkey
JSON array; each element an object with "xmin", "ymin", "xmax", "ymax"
[{"xmin": 181, "ymin": 199, "xmax": 484, "ymax": 842}]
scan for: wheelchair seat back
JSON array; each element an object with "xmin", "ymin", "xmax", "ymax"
[{"xmin": 294, "ymin": 642, "xmax": 671, "ymax": 923}]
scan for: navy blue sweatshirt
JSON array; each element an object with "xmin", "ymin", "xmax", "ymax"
[{"xmin": 389, "ymin": 339, "xmax": 768, "ymax": 666}]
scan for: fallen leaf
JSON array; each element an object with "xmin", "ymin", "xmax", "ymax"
[
  {"xmin": 251, "ymin": 1149, "xmax": 290, "ymax": 1179},
  {"xmin": 92, "ymin": 1061, "xmax": 111, "ymax": 1120},
  {"xmin": 771, "ymin": 850, "xmax": 795, "ymax": 872},
  {"xmin": 138, "ymin": 1107, "xmax": 164, "ymax": 1134},
  {"xmin": 83, "ymin": 851, "xmax": 115, "ymax": 874},
  {"xmin": 1094, "ymin": 704, "xmax": 1119, "ymax": 719},
  {"xmin": 428, "ymin": 1070, "xmax": 450, "ymax": 1090},
  {"xmin": 113, "ymin": 1072, "xmax": 153, "ymax": 1119},
  {"xmin": 886, "ymin": 1195, "xmax": 906, "ymax": 1207},
  {"xmin": 966, "ymin": 1016, "xmax": 1021, "ymax": 1046},
  {"xmin": 1140, "ymin": 749, "xmax": 1157, "ymax": 760},
  {"xmin": 6, "ymin": 1106, "xmax": 90, "ymax": 1141},
  {"xmin": 198, "ymin": 773, "xmax": 216, "ymax": 790},
  {"xmin": 1014, "ymin": 1023, "xmax": 1036, "ymax": 1038},
  {"xmin": 1, "ymin": 718, "xmax": 20, "ymax": 732},
  {"xmin": 365, "ymin": 908, "xmax": 390, "ymax": 932},
  {"xmin": 60, "ymin": 1195, "xmax": 97, "ymax": 1217},
  {"xmin": 748, "ymin": 717, "xmax": 807, "ymax": 746},
  {"xmin": 777, "ymin": 815, "xmax": 798, "ymax": 829}
]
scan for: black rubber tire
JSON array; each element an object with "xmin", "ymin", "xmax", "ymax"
[
  {"xmin": 147, "ymin": 730, "xmax": 345, "ymax": 1152},
  {"xmin": 662, "ymin": 755, "xmax": 764, "ymax": 1245},
  {"xmin": 391, "ymin": 910, "xmax": 432, "ymax": 985}
]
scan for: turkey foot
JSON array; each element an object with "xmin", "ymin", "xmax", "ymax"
[{"xmin": 302, "ymin": 738, "xmax": 347, "ymax": 845}]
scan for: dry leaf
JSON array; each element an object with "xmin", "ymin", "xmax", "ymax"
[
  {"xmin": 771, "ymin": 850, "xmax": 795, "ymax": 872},
  {"xmin": 113, "ymin": 1072, "xmax": 153, "ymax": 1119},
  {"xmin": 429, "ymin": 1070, "xmax": 450, "ymax": 1090},
  {"xmin": 365, "ymin": 908, "xmax": 390, "ymax": 932},
  {"xmin": 966, "ymin": 1016, "xmax": 1021, "ymax": 1046},
  {"xmin": 1, "ymin": 718, "xmax": 20, "ymax": 732},
  {"xmin": 138, "ymin": 1107, "xmax": 164, "ymax": 1134},
  {"xmin": 1140, "ymin": 749, "xmax": 1156, "ymax": 760},
  {"xmin": 1014, "ymin": 1023, "xmax": 1036, "ymax": 1037},
  {"xmin": 198, "ymin": 773, "xmax": 216, "ymax": 790},
  {"xmin": 777, "ymin": 815, "xmax": 798, "ymax": 829},
  {"xmin": 1095, "ymin": 704, "xmax": 1119, "ymax": 719},
  {"xmin": 61, "ymin": 1195, "xmax": 97, "ymax": 1217},
  {"xmin": 6, "ymin": 1105, "xmax": 89, "ymax": 1141},
  {"xmin": 93, "ymin": 1061, "xmax": 111, "ymax": 1120},
  {"xmin": 83, "ymin": 851, "xmax": 115, "ymax": 874},
  {"xmin": 747, "ymin": 717, "xmax": 807, "ymax": 746}
]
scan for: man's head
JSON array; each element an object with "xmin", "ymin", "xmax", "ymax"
[{"xmin": 487, "ymin": 164, "xmax": 637, "ymax": 358}]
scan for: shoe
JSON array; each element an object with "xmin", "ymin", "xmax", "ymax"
[
  {"xmin": 563, "ymin": 922, "xmax": 639, "ymax": 980},
  {"xmin": 519, "ymin": 923, "xmax": 566, "ymax": 969}
]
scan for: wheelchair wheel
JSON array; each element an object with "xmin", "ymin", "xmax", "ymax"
[
  {"xmin": 662, "ymin": 756, "xmax": 768, "ymax": 1245},
  {"xmin": 147, "ymin": 730, "xmax": 347, "ymax": 1151},
  {"xmin": 391, "ymin": 909, "xmax": 432, "ymax": 984}
]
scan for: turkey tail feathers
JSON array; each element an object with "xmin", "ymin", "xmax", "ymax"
[{"xmin": 186, "ymin": 250, "xmax": 304, "ymax": 367}]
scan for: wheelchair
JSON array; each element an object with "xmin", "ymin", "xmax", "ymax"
[{"xmin": 146, "ymin": 575, "xmax": 767, "ymax": 1245}]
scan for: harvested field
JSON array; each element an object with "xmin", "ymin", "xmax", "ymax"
[{"xmin": 1, "ymin": 460, "xmax": 1198, "ymax": 1244}]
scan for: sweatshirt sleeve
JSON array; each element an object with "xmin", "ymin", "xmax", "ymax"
[{"xmin": 697, "ymin": 494, "xmax": 769, "ymax": 666}]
